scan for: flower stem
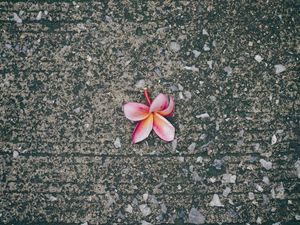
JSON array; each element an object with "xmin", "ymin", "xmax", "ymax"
[{"xmin": 144, "ymin": 88, "xmax": 151, "ymax": 105}]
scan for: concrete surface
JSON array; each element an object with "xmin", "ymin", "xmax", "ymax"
[{"xmin": 0, "ymin": 0, "xmax": 299, "ymax": 224}]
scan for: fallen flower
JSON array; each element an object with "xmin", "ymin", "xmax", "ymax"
[{"xmin": 124, "ymin": 88, "xmax": 175, "ymax": 143}]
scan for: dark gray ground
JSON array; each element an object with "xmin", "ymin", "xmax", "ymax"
[{"xmin": 0, "ymin": 1, "xmax": 299, "ymax": 224}]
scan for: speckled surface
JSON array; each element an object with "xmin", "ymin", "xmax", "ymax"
[{"xmin": 0, "ymin": 1, "xmax": 299, "ymax": 224}]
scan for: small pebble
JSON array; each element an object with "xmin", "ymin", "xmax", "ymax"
[
  {"xmin": 224, "ymin": 66, "xmax": 232, "ymax": 75},
  {"xmin": 125, "ymin": 204, "xmax": 133, "ymax": 213},
  {"xmin": 222, "ymin": 174, "xmax": 236, "ymax": 184},
  {"xmin": 202, "ymin": 29, "xmax": 209, "ymax": 35},
  {"xmin": 192, "ymin": 50, "xmax": 201, "ymax": 58},
  {"xmin": 139, "ymin": 204, "xmax": 151, "ymax": 217},
  {"xmin": 294, "ymin": 160, "xmax": 300, "ymax": 178},
  {"xmin": 143, "ymin": 193, "xmax": 148, "ymax": 201},
  {"xmin": 257, "ymin": 217, "xmax": 262, "ymax": 224},
  {"xmin": 36, "ymin": 11, "xmax": 42, "ymax": 20},
  {"xmin": 254, "ymin": 55, "xmax": 263, "ymax": 62},
  {"xmin": 161, "ymin": 203, "xmax": 167, "ymax": 213},
  {"xmin": 114, "ymin": 137, "xmax": 121, "ymax": 148},
  {"xmin": 203, "ymin": 43, "xmax": 210, "ymax": 51},
  {"xmin": 141, "ymin": 221, "xmax": 152, "ymax": 225},
  {"xmin": 271, "ymin": 134, "xmax": 277, "ymax": 145},
  {"xmin": 188, "ymin": 142, "xmax": 196, "ymax": 151},
  {"xmin": 256, "ymin": 184, "xmax": 264, "ymax": 192},
  {"xmin": 74, "ymin": 107, "xmax": 81, "ymax": 113},
  {"xmin": 87, "ymin": 55, "xmax": 92, "ymax": 62},
  {"xmin": 184, "ymin": 90, "xmax": 192, "ymax": 99},
  {"xmin": 179, "ymin": 92, "xmax": 184, "ymax": 99},
  {"xmin": 263, "ymin": 176, "xmax": 270, "ymax": 185},
  {"xmin": 178, "ymin": 84, "xmax": 184, "ymax": 91},
  {"xmin": 259, "ymin": 159, "xmax": 272, "ymax": 170},
  {"xmin": 196, "ymin": 157, "xmax": 203, "ymax": 163},
  {"xmin": 178, "ymin": 156, "xmax": 185, "ymax": 162},
  {"xmin": 248, "ymin": 192, "xmax": 255, "ymax": 200},
  {"xmin": 207, "ymin": 60, "xmax": 213, "ymax": 69},
  {"xmin": 223, "ymin": 187, "xmax": 231, "ymax": 197},
  {"xmin": 13, "ymin": 151, "xmax": 19, "ymax": 158},
  {"xmin": 196, "ymin": 113, "xmax": 210, "ymax": 119},
  {"xmin": 135, "ymin": 80, "xmax": 145, "ymax": 88},
  {"xmin": 170, "ymin": 41, "xmax": 181, "ymax": 52},
  {"xmin": 213, "ymin": 159, "xmax": 224, "ymax": 170},
  {"xmin": 13, "ymin": 13, "xmax": 22, "ymax": 23},
  {"xmin": 49, "ymin": 196, "xmax": 58, "ymax": 201},
  {"xmin": 188, "ymin": 208, "xmax": 205, "ymax": 224},
  {"xmin": 209, "ymin": 194, "xmax": 224, "ymax": 207},
  {"xmin": 184, "ymin": 65, "xmax": 199, "ymax": 72},
  {"xmin": 274, "ymin": 64, "xmax": 286, "ymax": 74}
]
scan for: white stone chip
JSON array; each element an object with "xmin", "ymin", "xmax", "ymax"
[
  {"xmin": 184, "ymin": 91, "xmax": 192, "ymax": 99},
  {"xmin": 295, "ymin": 215, "xmax": 300, "ymax": 220},
  {"xmin": 13, "ymin": 151, "xmax": 19, "ymax": 158},
  {"xmin": 49, "ymin": 196, "xmax": 58, "ymax": 201},
  {"xmin": 263, "ymin": 176, "xmax": 270, "ymax": 185},
  {"xmin": 209, "ymin": 194, "xmax": 224, "ymax": 207},
  {"xmin": 87, "ymin": 55, "xmax": 92, "ymax": 62},
  {"xmin": 143, "ymin": 193, "xmax": 149, "ymax": 201},
  {"xmin": 224, "ymin": 66, "xmax": 232, "ymax": 75},
  {"xmin": 139, "ymin": 204, "xmax": 151, "ymax": 217},
  {"xmin": 256, "ymin": 184, "xmax": 264, "ymax": 192},
  {"xmin": 222, "ymin": 174, "xmax": 236, "ymax": 184},
  {"xmin": 178, "ymin": 84, "xmax": 184, "ymax": 91},
  {"xmin": 141, "ymin": 221, "xmax": 152, "ymax": 225},
  {"xmin": 260, "ymin": 159, "xmax": 272, "ymax": 170},
  {"xmin": 188, "ymin": 208, "xmax": 205, "ymax": 224},
  {"xmin": 274, "ymin": 64, "xmax": 286, "ymax": 74},
  {"xmin": 13, "ymin": 13, "xmax": 22, "ymax": 23},
  {"xmin": 184, "ymin": 65, "xmax": 199, "ymax": 72},
  {"xmin": 179, "ymin": 92, "xmax": 184, "ymax": 99},
  {"xmin": 257, "ymin": 217, "xmax": 262, "ymax": 224},
  {"xmin": 125, "ymin": 204, "xmax": 133, "ymax": 213},
  {"xmin": 171, "ymin": 139, "xmax": 177, "ymax": 151},
  {"xmin": 248, "ymin": 192, "xmax": 255, "ymax": 200},
  {"xmin": 188, "ymin": 142, "xmax": 196, "ymax": 151},
  {"xmin": 223, "ymin": 187, "xmax": 231, "ymax": 197},
  {"xmin": 36, "ymin": 11, "xmax": 42, "ymax": 20},
  {"xmin": 81, "ymin": 222, "xmax": 88, "ymax": 225},
  {"xmin": 203, "ymin": 43, "xmax": 210, "ymax": 51},
  {"xmin": 114, "ymin": 137, "xmax": 121, "ymax": 148},
  {"xmin": 207, "ymin": 60, "xmax": 213, "ymax": 69},
  {"xmin": 202, "ymin": 29, "xmax": 209, "ymax": 35},
  {"xmin": 192, "ymin": 50, "xmax": 201, "ymax": 58},
  {"xmin": 196, "ymin": 113, "xmax": 210, "ymax": 119},
  {"xmin": 271, "ymin": 134, "xmax": 277, "ymax": 145},
  {"xmin": 170, "ymin": 42, "xmax": 181, "ymax": 52},
  {"xmin": 254, "ymin": 55, "xmax": 263, "ymax": 62},
  {"xmin": 135, "ymin": 79, "xmax": 145, "ymax": 88},
  {"xmin": 295, "ymin": 160, "xmax": 300, "ymax": 178},
  {"xmin": 161, "ymin": 203, "xmax": 167, "ymax": 213},
  {"xmin": 196, "ymin": 156, "xmax": 203, "ymax": 163}
]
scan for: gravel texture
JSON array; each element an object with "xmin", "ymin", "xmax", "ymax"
[{"xmin": 0, "ymin": 1, "xmax": 299, "ymax": 224}]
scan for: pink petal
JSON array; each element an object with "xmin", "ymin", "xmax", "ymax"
[
  {"xmin": 124, "ymin": 102, "xmax": 150, "ymax": 121},
  {"xmin": 158, "ymin": 96, "xmax": 175, "ymax": 117},
  {"xmin": 153, "ymin": 113, "xmax": 175, "ymax": 142},
  {"xmin": 149, "ymin": 93, "xmax": 169, "ymax": 112},
  {"xmin": 132, "ymin": 114, "xmax": 153, "ymax": 143}
]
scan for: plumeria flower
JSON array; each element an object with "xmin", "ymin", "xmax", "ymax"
[{"xmin": 124, "ymin": 88, "xmax": 175, "ymax": 143}]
